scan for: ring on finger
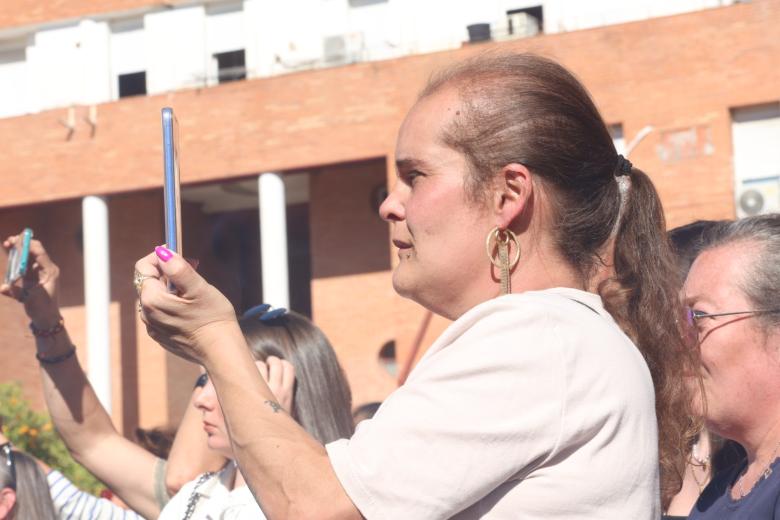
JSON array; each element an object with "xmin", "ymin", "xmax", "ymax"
[{"xmin": 133, "ymin": 269, "xmax": 156, "ymax": 297}]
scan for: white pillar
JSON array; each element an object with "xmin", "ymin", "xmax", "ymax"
[
  {"xmin": 258, "ymin": 173, "xmax": 289, "ymax": 308},
  {"xmin": 82, "ymin": 195, "xmax": 112, "ymax": 413}
]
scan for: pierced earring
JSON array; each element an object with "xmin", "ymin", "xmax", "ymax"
[{"xmin": 485, "ymin": 227, "xmax": 520, "ymax": 295}]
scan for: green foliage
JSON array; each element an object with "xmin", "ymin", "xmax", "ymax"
[{"xmin": 0, "ymin": 381, "xmax": 104, "ymax": 494}]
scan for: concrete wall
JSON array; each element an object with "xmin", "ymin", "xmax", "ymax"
[{"xmin": 0, "ymin": 0, "xmax": 748, "ymax": 117}]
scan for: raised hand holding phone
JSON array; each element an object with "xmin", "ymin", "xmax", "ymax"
[
  {"xmin": 3, "ymin": 227, "xmax": 32, "ymax": 286},
  {"xmin": 0, "ymin": 232, "xmax": 61, "ymax": 329}
]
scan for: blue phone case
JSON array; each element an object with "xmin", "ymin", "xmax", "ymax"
[
  {"xmin": 161, "ymin": 107, "xmax": 182, "ymax": 255},
  {"xmin": 4, "ymin": 228, "xmax": 33, "ymax": 284},
  {"xmin": 18, "ymin": 228, "xmax": 32, "ymax": 274}
]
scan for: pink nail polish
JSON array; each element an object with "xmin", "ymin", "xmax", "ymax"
[{"xmin": 155, "ymin": 246, "xmax": 173, "ymax": 262}]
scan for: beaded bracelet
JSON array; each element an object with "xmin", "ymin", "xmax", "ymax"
[
  {"xmin": 36, "ymin": 346, "xmax": 76, "ymax": 365},
  {"xmin": 29, "ymin": 317, "xmax": 65, "ymax": 338}
]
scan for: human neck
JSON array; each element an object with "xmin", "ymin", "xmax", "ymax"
[
  {"xmin": 694, "ymin": 430, "xmax": 712, "ymax": 462},
  {"xmin": 738, "ymin": 419, "xmax": 780, "ymax": 466},
  {"xmin": 234, "ymin": 465, "xmax": 246, "ymax": 489},
  {"xmin": 442, "ymin": 246, "xmax": 585, "ymax": 320}
]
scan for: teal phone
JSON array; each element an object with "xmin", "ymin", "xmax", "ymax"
[{"xmin": 4, "ymin": 228, "xmax": 33, "ymax": 285}]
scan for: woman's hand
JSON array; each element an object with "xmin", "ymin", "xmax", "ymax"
[
  {"xmin": 136, "ymin": 246, "xmax": 239, "ymax": 364},
  {"xmin": 0, "ymin": 235, "xmax": 61, "ymax": 328},
  {"xmin": 258, "ymin": 356, "xmax": 296, "ymax": 414}
]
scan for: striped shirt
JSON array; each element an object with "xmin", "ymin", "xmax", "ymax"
[{"xmin": 47, "ymin": 470, "xmax": 146, "ymax": 520}]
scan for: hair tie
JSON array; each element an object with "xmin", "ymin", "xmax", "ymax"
[{"xmin": 615, "ymin": 154, "xmax": 633, "ymax": 177}]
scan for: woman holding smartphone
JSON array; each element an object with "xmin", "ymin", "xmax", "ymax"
[
  {"xmin": 1, "ymin": 236, "xmax": 353, "ymax": 519},
  {"xmin": 134, "ymin": 53, "xmax": 698, "ymax": 518}
]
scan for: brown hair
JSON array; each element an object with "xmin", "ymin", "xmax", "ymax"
[
  {"xmin": 239, "ymin": 309, "xmax": 354, "ymax": 444},
  {"xmin": 422, "ymin": 52, "xmax": 698, "ymax": 507},
  {"xmin": 135, "ymin": 427, "xmax": 175, "ymax": 460}
]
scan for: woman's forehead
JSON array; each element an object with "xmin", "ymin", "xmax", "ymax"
[
  {"xmin": 685, "ymin": 244, "xmax": 752, "ymax": 302},
  {"xmin": 400, "ymin": 89, "xmax": 462, "ymax": 136}
]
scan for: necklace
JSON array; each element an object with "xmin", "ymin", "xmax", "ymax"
[
  {"xmin": 182, "ymin": 471, "xmax": 216, "ymax": 520},
  {"xmin": 690, "ymin": 462, "xmax": 710, "ymax": 492},
  {"xmin": 692, "ymin": 441, "xmax": 711, "ymax": 467},
  {"xmin": 735, "ymin": 439, "xmax": 780, "ymax": 499},
  {"xmin": 689, "ymin": 440, "xmax": 712, "ymax": 492}
]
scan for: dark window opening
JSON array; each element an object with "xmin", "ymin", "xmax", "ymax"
[
  {"xmin": 466, "ymin": 23, "xmax": 492, "ymax": 43},
  {"xmin": 118, "ymin": 71, "xmax": 147, "ymax": 98},
  {"xmin": 378, "ymin": 340, "xmax": 397, "ymax": 377},
  {"xmin": 507, "ymin": 6, "xmax": 543, "ymax": 35},
  {"xmin": 215, "ymin": 49, "xmax": 246, "ymax": 83}
]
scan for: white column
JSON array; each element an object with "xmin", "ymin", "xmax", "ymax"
[
  {"xmin": 82, "ymin": 195, "xmax": 112, "ymax": 413},
  {"xmin": 258, "ymin": 173, "xmax": 289, "ymax": 308}
]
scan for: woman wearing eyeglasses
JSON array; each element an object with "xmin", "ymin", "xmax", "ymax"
[
  {"xmin": 0, "ymin": 236, "xmax": 354, "ymax": 519},
  {"xmin": 0, "ymin": 429, "xmax": 57, "ymax": 519},
  {"xmin": 684, "ymin": 214, "xmax": 780, "ymax": 519}
]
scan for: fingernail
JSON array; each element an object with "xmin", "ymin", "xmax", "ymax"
[{"xmin": 155, "ymin": 246, "xmax": 173, "ymax": 262}]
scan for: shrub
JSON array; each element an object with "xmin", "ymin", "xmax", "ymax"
[{"xmin": 0, "ymin": 381, "xmax": 103, "ymax": 494}]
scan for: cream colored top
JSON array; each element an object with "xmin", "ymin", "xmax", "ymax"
[
  {"xmin": 159, "ymin": 462, "xmax": 266, "ymax": 520},
  {"xmin": 327, "ymin": 288, "xmax": 660, "ymax": 519}
]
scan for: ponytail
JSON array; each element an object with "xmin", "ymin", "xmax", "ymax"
[
  {"xmin": 601, "ymin": 167, "xmax": 699, "ymax": 507},
  {"xmin": 423, "ymin": 52, "xmax": 699, "ymax": 508}
]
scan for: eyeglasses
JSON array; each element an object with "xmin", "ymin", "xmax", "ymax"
[
  {"xmin": 242, "ymin": 304, "xmax": 288, "ymax": 322},
  {"xmin": 1, "ymin": 442, "xmax": 15, "ymax": 489},
  {"xmin": 685, "ymin": 307, "xmax": 780, "ymax": 326}
]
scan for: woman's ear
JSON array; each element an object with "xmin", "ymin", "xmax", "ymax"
[
  {"xmin": 0, "ymin": 487, "xmax": 17, "ymax": 518},
  {"xmin": 492, "ymin": 163, "xmax": 534, "ymax": 229}
]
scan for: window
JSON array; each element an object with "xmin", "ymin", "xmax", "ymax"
[
  {"xmin": 110, "ymin": 18, "xmax": 146, "ymax": 100},
  {"xmin": 0, "ymin": 46, "xmax": 27, "ymax": 118},
  {"xmin": 118, "ymin": 71, "xmax": 147, "ymax": 98},
  {"xmin": 378, "ymin": 340, "xmax": 397, "ymax": 377},
  {"xmin": 206, "ymin": 2, "xmax": 246, "ymax": 85},
  {"xmin": 731, "ymin": 103, "xmax": 780, "ymax": 216},
  {"xmin": 214, "ymin": 49, "xmax": 246, "ymax": 83},
  {"xmin": 507, "ymin": 6, "xmax": 543, "ymax": 36}
]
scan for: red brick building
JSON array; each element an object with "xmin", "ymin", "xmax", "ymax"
[{"xmin": 1, "ymin": 0, "xmax": 778, "ymax": 435}]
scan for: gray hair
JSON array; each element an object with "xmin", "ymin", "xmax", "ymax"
[
  {"xmin": 700, "ymin": 213, "xmax": 780, "ymax": 330},
  {"xmin": 0, "ymin": 450, "xmax": 58, "ymax": 520}
]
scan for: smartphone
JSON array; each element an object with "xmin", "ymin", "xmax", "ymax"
[
  {"xmin": 161, "ymin": 107, "xmax": 182, "ymax": 256},
  {"xmin": 4, "ymin": 228, "xmax": 33, "ymax": 285}
]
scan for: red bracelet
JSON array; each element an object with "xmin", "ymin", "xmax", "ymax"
[{"xmin": 29, "ymin": 317, "xmax": 64, "ymax": 338}]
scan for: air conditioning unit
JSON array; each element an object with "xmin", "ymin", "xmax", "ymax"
[
  {"xmin": 736, "ymin": 177, "xmax": 780, "ymax": 218},
  {"xmin": 323, "ymin": 32, "xmax": 364, "ymax": 64},
  {"xmin": 507, "ymin": 12, "xmax": 540, "ymax": 38}
]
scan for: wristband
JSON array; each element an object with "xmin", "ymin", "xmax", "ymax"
[
  {"xmin": 29, "ymin": 317, "xmax": 64, "ymax": 338},
  {"xmin": 36, "ymin": 346, "xmax": 76, "ymax": 365}
]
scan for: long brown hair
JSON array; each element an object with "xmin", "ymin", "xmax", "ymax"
[
  {"xmin": 239, "ymin": 309, "xmax": 354, "ymax": 444},
  {"xmin": 422, "ymin": 52, "xmax": 698, "ymax": 507}
]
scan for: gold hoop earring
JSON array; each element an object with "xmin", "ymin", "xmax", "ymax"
[{"xmin": 485, "ymin": 227, "xmax": 521, "ymax": 295}]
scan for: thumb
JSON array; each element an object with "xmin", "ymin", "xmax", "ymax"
[{"xmin": 154, "ymin": 246, "xmax": 206, "ymax": 298}]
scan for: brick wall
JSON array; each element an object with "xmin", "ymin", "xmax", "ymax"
[
  {"xmin": 1, "ymin": 1, "xmax": 779, "ymax": 430},
  {"xmin": 0, "ymin": 1, "xmax": 162, "ymax": 30}
]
